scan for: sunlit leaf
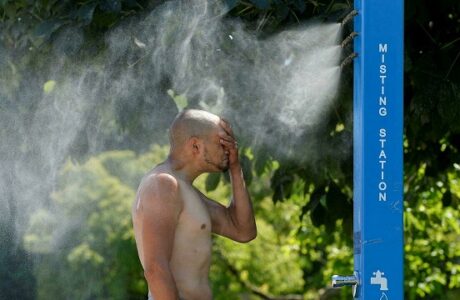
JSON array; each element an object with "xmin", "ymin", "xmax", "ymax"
[
  {"xmin": 43, "ymin": 80, "xmax": 56, "ymax": 94},
  {"xmin": 167, "ymin": 89, "xmax": 188, "ymax": 111}
]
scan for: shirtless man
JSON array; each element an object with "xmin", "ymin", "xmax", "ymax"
[{"xmin": 132, "ymin": 109, "xmax": 257, "ymax": 300}]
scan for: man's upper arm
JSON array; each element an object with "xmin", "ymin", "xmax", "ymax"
[
  {"xmin": 199, "ymin": 189, "xmax": 256, "ymax": 243},
  {"xmin": 199, "ymin": 192, "xmax": 236, "ymax": 239},
  {"xmin": 141, "ymin": 174, "xmax": 182, "ymax": 273}
]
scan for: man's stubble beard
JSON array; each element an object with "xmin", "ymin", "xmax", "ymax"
[{"xmin": 203, "ymin": 148, "xmax": 228, "ymax": 172}]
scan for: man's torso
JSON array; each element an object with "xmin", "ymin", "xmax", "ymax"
[{"xmin": 132, "ymin": 165, "xmax": 213, "ymax": 300}]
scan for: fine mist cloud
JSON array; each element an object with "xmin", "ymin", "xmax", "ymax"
[
  {"xmin": 0, "ymin": 0, "xmax": 345, "ymax": 255},
  {"xmin": 110, "ymin": 0, "xmax": 344, "ymax": 161}
]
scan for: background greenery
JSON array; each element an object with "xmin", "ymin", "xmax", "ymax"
[{"xmin": 1, "ymin": 0, "xmax": 459, "ymax": 299}]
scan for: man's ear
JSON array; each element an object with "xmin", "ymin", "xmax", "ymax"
[{"xmin": 188, "ymin": 137, "xmax": 201, "ymax": 154}]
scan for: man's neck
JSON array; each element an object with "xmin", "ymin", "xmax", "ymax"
[{"xmin": 166, "ymin": 155, "xmax": 201, "ymax": 184}]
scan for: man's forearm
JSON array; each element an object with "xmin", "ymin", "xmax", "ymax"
[{"xmin": 228, "ymin": 164, "xmax": 257, "ymax": 240}]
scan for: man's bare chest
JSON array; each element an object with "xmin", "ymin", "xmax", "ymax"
[{"xmin": 176, "ymin": 185, "xmax": 212, "ymax": 235}]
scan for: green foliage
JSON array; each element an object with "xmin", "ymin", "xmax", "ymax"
[
  {"xmin": 23, "ymin": 148, "xmax": 161, "ymax": 299},
  {"xmin": 168, "ymin": 89, "xmax": 189, "ymax": 111},
  {"xmin": 404, "ymin": 167, "xmax": 460, "ymax": 299}
]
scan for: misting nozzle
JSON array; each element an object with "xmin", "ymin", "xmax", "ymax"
[
  {"xmin": 341, "ymin": 32, "xmax": 358, "ymax": 48},
  {"xmin": 340, "ymin": 52, "xmax": 358, "ymax": 69},
  {"xmin": 341, "ymin": 10, "xmax": 358, "ymax": 27}
]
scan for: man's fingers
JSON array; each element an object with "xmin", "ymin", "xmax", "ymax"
[
  {"xmin": 220, "ymin": 117, "xmax": 230, "ymax": 126},
  {"xmin": 218, "ymin": 132, "xmax": 234, "ymax": 142},
  {"xmin": 220, "ymin": 119, "xmax": 234, "ymax": 136},
  {"xmin": 220, "ymin": 139, "xmax": 233, "ymax": 147},
  {"xmin": 220, "ymin": 138, "xmax": 238, "ymax": 149}
]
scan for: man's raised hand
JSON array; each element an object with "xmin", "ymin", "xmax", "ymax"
[{"xmin": 219, "ymin": 119, "xmax": 239, "ymax": 169}]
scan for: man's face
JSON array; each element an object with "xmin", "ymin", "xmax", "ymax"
[{"xmin": 202, "ymin": 125, "xmax": 229, "ymax": 172}]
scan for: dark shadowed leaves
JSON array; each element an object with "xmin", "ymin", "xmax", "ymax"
[
  {"xmin": 325, "ymin": 181, "xmax": 351, "ymax": 220},
  {"xmin": 292, "ymin": 0, "xmax": 306, "ymax": 13},
  {"xmin": 225, "ymin": 0, "xmax": 239, "ymax": 10},
  {"xmin": 271, "ymin": 167, "xmax": 294, "ymax": 203},
  {"xmin": 442, "ymin": 188, "xmax": 452, "ymax": 207},
  {"xmin": 100, "ymin": 0, "xmax": 122, "ymax": 13},
  {"xmin": 254, "ymin": 149, "xmax": 269, "ymax": 176},
  {"xmin": 34, "ymin": 19, "xmax": 65, "ymax": 40},
  {"xmin": 249, "ymin": 0, "xmax": 270, "ymax": 10},
  {"xmin": 206, "ymin": 172, "xmax": 221, "ymax": 192},
  {"xmin": 274, "ymin": 3, "xmax": 289, "ymax": 20},
  {"xmin": 310, "ymin": 199, "xmax": 326, "ymax": 228},
  {"xmin": 240, "ymin": 153, "xmax": 253, "ymax": 186},
  {"xmin": 300, "ymin": 185, "xmax": 325, "ymax": 221},
  {"xmin": 77, "ymin": 3, "xmax": 98, "ymax": 26}
]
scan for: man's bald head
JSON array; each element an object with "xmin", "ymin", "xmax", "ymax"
[{"xmin": 169, "ymin": 109, "xmax": 221, "ymax": 150}]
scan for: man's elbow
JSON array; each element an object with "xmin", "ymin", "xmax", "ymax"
[
  {"xmin": 144, "ymin": 262, "xmax": 169, "ymax": 283},
  {"xmin": 144, "ymin": 268, "xmax": 158, "ymax": 284},
  {"xmin": 236, "ymin": 228, "xmax": 257, "ymax": 243},
  {"xmin": 243, "ymin": 231, "xmax": 258, "ymax": 243}
]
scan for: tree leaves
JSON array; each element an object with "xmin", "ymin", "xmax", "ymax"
[
  {"xmin": 224, "ymin": 0, "xmax": 239, "ymax": 10},
  {"xmin": 254, "ymin": 149, "xmax": 270, "ymax": 176},
  {"xmin": 249, "ymin": 0, "xmax": 271, "ymax": 10},
  {"xmin": 300, "ymin": 185, "xmax": 324, "ymax": 221},
  {"xmin": 240, "ymin": 153, "xmax": 253, "ymax": 186},
  {"xmin": 34, "ymin": 19, "xmax": 65, "ymax": 40},
  {"xmin": 168, "ymin": 89, "xmax": 188, "ymax": 111},
  {"xmin": 271, "ymin": 167, "xmax": 294, "ymax": 203},
  {"xmin": 77, "ymin": 3, "xmax": 98, "ymax": 26},
  {"xmin": 310, "ymin": 199, "xmax": 326, "ymax": 227},
  {"xmin": 442, "ymin": 189, "xmax": 452, "ymax": 207},
  {"xmin": 100, "ymin": 0, "xmax": 122, "ymax": 13},
  {"xmin": 43, "ymin": 80, "xmax": 56, "ymax": 94},
  {"xmin": 325, "ymin": 181, "xmax": 351, "ymax": 220},
  {"xmin": 292, "ymin": 0, "xmax": 306, "ymax": 13},
  {"xmin": 206, "ymin": 172, "xmax": 221, "ymax": 192}
]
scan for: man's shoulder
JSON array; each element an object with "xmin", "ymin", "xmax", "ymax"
[
  {"xmin": 141, "ymin": 171, "xmax": 180, "ymax": 195},
  {"xmin": 146, "ymin": 171, "xmax": 177, "ymax": 185},
  {"xmin": 138, "ymin": 172, "xmax": 183, "ymax": 214}
]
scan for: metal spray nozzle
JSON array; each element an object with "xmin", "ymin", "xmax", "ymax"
[
  {"xmin": 340, "ymin": 52, "xmax": 358, "ymax": 69},
  {"xmin": 341, "ymin": 9, "xmax": 358, "ymax": 27},
  {"xmin": 341, "ymin": 32, "xmax": 358, "ymax": 48}
]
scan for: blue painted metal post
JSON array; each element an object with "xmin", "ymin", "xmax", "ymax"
[{"xmin": 353, "ymin": 0, "xmax": 404, "ymax": 299}]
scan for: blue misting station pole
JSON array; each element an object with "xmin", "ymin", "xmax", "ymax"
[
  {"xmin": 332, "ymin": 0, "xmax": 404, "ymax": 298},
  {"xmin": 353, "ymin": 0, "xmax": 404, "ymax": 298}
]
